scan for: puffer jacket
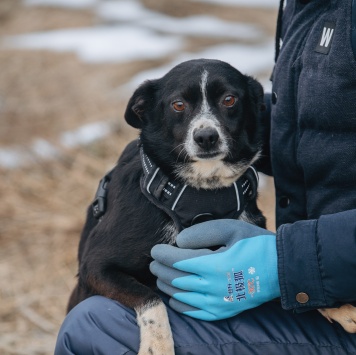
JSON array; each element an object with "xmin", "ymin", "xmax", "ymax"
[{"xmin": 267, "ymin": 0, "xmax": 356, "ymax": 312}]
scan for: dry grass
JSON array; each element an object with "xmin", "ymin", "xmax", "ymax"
[
  {"xmin": 0, "ymin": 1, "xmax": 276, "ymax": 353},
  {"xmin": 0, "ymin": 127, "xmax": 139, "ymax": 354}
]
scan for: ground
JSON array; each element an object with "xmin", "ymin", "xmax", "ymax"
[{"xmin": 0, "ymin": 1, "xmax": 277, "ymax": 353}]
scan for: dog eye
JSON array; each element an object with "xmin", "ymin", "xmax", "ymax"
[
  {"xmin": 223, "ymin": 95, "xmax": 236, "ymax": 107},
  {"xmin": 172, "ymin": 101, "xmax": 185, "ymax": 112}
]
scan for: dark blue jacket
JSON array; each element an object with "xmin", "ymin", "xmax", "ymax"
[{"xmin": 266, "ymin": 0, "xmax": 356, "ymax": 312}]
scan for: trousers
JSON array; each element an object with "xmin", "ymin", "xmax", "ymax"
[{"xmin": 55, "ymin": 295, "xmax": 356, "ymax": 355}]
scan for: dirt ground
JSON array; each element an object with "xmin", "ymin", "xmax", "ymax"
[{"xmin": 0, "ymin": 1, "xmax": 277, "ymax": 354}]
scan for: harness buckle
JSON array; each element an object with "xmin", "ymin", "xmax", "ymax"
[{"xmin": 92, "ymin": 168, "xmax": 114, "ymax": 219}]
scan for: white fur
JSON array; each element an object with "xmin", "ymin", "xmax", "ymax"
[
  {"xmin": 136, "ymin": 300, "xmax": 174, "ymax": 355},
  {"xmin": 238, "ymin": 210, "xmax": 259, "ymax": 225},
  {"xmin": 200, "ymin": 69, "xmax": 209, "ymax": 113},
  {"xmin": 160, "ymin": 221, "xmax": 178, "ymax": 245},
  {"xmin": 175, "ymin": 151, "xmax": 261, "ymax": 189},
  {"xmin": 184, "ymin": 70, "xmax": 229, "ymax": 161}
]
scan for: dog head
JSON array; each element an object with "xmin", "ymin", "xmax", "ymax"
[{"xmin": 125, "ymin": 59, "xmax": 264, "ymax": 189}]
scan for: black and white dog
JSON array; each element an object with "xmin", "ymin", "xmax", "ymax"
[{"xmin": 68, "ymin": 59, "xmax": 267, "ymax": 354}]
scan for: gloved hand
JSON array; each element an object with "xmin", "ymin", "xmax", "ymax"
[{"xmin": 150, "ymin": 219, "xmax": 280, "ymax": 321}]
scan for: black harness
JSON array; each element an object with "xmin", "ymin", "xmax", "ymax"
[
  {"xmin": 92, "ymin": 146, "xmax": 259, "ymax": 232},
  {"xmin": 139, "ymin": 147, "xmax": 259, "ymax": 232}
]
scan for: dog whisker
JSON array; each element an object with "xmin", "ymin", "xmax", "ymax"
[
  {"xmin": 176, "ymin": 146, "xmax": 187, "ymax": 163},
  {"xmin": 170, "ymin": 143, "xmax": 185, "ymax": 155}
]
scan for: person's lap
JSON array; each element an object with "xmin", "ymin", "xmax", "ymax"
[{"xmin": 55, "ymin": 295, "xmax": 356, "ymax": 355}]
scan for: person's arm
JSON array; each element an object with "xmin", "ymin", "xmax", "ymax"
[
  {"xmin": 150, "ymin": 210, "xmax": 356, "ymax": 320},
  {"xmin": 277, "ymin": 208, "xmax": 356, "ymax": 312}
]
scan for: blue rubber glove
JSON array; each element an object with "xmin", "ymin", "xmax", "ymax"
[{"xmin": 150, "ymin": 219, "xmax": 280, "ymax": 321}]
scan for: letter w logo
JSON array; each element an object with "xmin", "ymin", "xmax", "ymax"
[
  {"xmin": 320, "ymin": 27, "xmax": 334, "ymax": 47},
  {"xmin": 315, "ymin": 22, "xmax": 336, "ymax": 54}
]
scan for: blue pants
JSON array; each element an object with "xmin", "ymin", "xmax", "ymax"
[{"xmin": 55, "ymin": 295, "xmax": 356, "ymax": 355}]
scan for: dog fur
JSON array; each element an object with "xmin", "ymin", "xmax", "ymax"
[{"xmin": 67, "ymin": 59, "xmax": 267, "ymax": 354}]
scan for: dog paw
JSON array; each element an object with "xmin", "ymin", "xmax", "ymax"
[
  {"xmin": 319, "ymin": 304, "xmax": 356, "ymax": 333},
  {"xmin": 137, "ymin": 300, "xmax": 175, "ymax": 355}
]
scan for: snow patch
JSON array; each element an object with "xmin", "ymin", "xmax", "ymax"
[
  {"xmin": 124, "ymin": 41, "xmax": 274, "ymax": 91},
  {"xmin": 190, "ymin": 0, "xmax": 279, "ymax": 8},
  {"xmin": 60, "ymin": 121, "xmax": 113, "ymax": 148},
  {"xmin": 24, "ymin": 0, "xmax": 98, "ymax": 9},
  {"xmin": 4, "ymin": 27, "xmax": 184, "ymax": 63},
  {"xmin": 0, "ymin": 122, "xmax": 115, "ymax": 168},
  {"xmin": 97, "ymin": 0, "xmax": 157, "ymax": 22},
  {"xmin": 139, "ymin": 15, "xmax": 263, "ymax": 39}
]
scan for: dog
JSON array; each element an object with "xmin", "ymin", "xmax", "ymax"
[
  {"xmin": 67, "ymin": 59, "xmax": 355, "ymax": 355},
  {"xmin": 67, "ymin": 59, "xmax": 266, "ymax": 354}
]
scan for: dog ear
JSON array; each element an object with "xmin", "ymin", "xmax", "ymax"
[
  {"xmin": 124, "ymin": 80, "xmax": 157, "ymax": 129},
  {"xmin": 247, "ymin": 76, "xmax": 266, "ymax": 114}
]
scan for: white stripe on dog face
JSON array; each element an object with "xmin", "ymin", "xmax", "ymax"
[
  {"xmin": 200, "ymin": 69, "xmax": 210, "ymax": 114},
  {"xmin": 184, "ymin": 70, "xmax": 229, "ymax": 159}
]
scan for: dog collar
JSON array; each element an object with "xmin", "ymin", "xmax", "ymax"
[{"xmin": 140, "ymin": 146, "xmax": 259, "ymax": 232}]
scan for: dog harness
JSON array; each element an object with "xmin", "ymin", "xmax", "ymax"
[
  {"xmin": 139, "ymin": 147, "xmax": 259, "ymax": 232},
  {"xmin": 92, "ymin": 145, "xmax": 259, "ymax": 232}
]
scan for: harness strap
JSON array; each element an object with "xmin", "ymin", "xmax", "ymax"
[
  {"xmin": 140, "ymin": 147, "xmax": 259, "ymax": 231},
  {"xmin": 91, "ymin": 146, "xmax": 259, "ymax": 231}
]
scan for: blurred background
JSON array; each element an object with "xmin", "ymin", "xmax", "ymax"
[{"xmin": 0, "ymin": 1, "xmax": 278, "ymax": 354}]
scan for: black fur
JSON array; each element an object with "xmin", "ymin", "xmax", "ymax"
[{"xmin": 68, "ymin": 59, "xmax": 266, "ymax": 314}]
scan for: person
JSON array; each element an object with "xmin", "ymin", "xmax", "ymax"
[{"xmin": 55, "ymin": 0, "xmax": 356, "ymax": 354}]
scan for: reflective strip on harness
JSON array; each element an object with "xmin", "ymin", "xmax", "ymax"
[{"xmin": 139, "ymin": 146, "xmax": 259, "ymax": 231}]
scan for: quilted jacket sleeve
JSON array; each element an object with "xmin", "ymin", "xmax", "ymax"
[{"xmin": 277, "ymin": 209, "xmax": 356, "ymax": 311}]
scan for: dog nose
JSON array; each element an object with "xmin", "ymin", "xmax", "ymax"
[{"xmin": 193, "ymin": 128, "xmax": 219, "ymax": 150}]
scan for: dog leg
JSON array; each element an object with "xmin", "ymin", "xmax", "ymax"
[
  {"xmin": 136, "ymin": 299, "xmax": 175, "ymax": 355},
  {"xmin": 319, "ymin": 304, "xmax": 356, "ymax": 333}
]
